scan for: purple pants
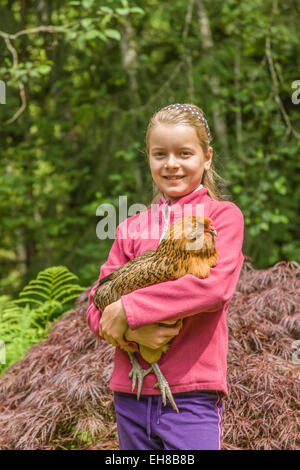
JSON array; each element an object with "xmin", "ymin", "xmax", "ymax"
[{"xmin": 113, "ymin": 390, "xmax": 224, "ymax": 450}]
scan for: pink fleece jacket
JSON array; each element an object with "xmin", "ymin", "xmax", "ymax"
[{"xmin": 86, "ymin": 187, "xmax": 245, "ymax": 396}]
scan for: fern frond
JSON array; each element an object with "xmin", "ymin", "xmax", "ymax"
[
  {"xmin": 0, "ymin": 265, "xmax": 85, "ymax": 376},
  {"xmin": 53, "ymin": 275, "xmax": 81, "ymax": 289},
  {"xmin": 25, "ymin": 280, "xmax": 52, "ymax": 294},
  {"xmin": 52, "ymin": 271, "xmax": 79, "ymax": 282},
  {"xmin": 14, "ymin": 298, "xmax": 44, "ymax": 306},
  {"xmin": 39, "ymin": 266, "xmax": 78, "ymax": 281},
  {"xmin": 17, "ymin": 266, "xmax": 85, "ymax": 306},
  {"xmin": 0, "ymin": 301, "xmax": 23, "ymax": 319},
  {"xmin": 19, "ymin": 290, "xmax": 50, "ymax": 301},
  {"xmin": 61, "ymin": 293, "xmax": 85, "ymax": 305},
  {"xmin": 52, "ymin": 284, "xmax": 84, "ymax": 301}
]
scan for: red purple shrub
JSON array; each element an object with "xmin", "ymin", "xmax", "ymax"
[{"xmin": 0, "ymin": 260, "xmax": 299, "ymax": 449}]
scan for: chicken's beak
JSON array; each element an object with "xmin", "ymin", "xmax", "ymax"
[{"xmin": 211, "ymin": 229, "xmax": 218, "ymax": 237}]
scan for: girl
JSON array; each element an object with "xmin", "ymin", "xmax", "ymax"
[{"xmin": 86, "ymin": 103, "xmax": 245, "ymax": 450}]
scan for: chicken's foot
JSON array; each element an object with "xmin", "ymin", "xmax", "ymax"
[
  {"xmin": 152, "ymin": 362, "xmax": 179, "ymax": 413},
  {"xmin": 128, "ymin": 352, "xmax": 152, "ymax": 400}
]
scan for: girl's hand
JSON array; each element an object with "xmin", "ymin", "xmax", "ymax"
[
  {"xmin": 99, "ymin": 299, "xmax": 129, "ymax": 348},
  {"xmin": 125, "ymin": 321, "xmax": 181, "ymax": 350}
]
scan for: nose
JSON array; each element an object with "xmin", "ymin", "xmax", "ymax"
[{"xmin": 164, "ymin": 154, "xmax": 180, "ymax": 169}]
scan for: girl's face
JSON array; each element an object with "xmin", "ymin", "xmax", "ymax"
[{"xmin": 148, "ymin": 124, "xmax": 213, "ymax": 201}]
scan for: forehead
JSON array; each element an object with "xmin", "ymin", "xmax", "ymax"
[{"xmin": 149, "ymin": 124, "xmax": 200, "ymax": 149}]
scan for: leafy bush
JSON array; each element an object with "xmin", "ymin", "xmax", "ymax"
[{"xmin": 0, "ymin": 266, "xmax": 85, "ymax": 376}]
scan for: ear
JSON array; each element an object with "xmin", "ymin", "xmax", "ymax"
[{"xmin": 204, "ymin": 146, "xmax": 213, "ymax": 171}]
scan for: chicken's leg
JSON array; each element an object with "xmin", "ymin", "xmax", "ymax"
[
  {"xmin": 128, "ymin": 352, "xmax": 152, "ymax": 399},
  {"xmin": 152, "ymin": 362, "xmax": 179, "ymax": 413}
]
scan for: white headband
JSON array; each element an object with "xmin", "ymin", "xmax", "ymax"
[{"xmin": 161, "ymin": 103, "xmax": 211, "ymax": 140}]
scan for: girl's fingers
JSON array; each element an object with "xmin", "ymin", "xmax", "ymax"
[
  {"xmin": 103, "ymin": 331, "xmax": 127, "ymax": 348},
  {"xmin": 106, "ymin": 336, "xmax": 118, "ymax": 347},
  {"xmin": 162, "ymin": 325, "xmax": 181, "ymax": 343},
  {"xmin": 162, "ymin": 326, "xmax": 181, "ymax": 337},
  {"xmin": 101, "ymin": 330, "xmax": 116, "ymax": 346}
]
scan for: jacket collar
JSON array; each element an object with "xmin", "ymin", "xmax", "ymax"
[{"xmin": 158, "ymin": 184, "xmax": 207, "ymax": 207}]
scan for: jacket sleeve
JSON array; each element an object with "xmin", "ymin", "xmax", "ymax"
[
  {"xmin": 86, "ymin": 224, "xmax": 133, "ymax": 337},
  {"xmin": 121, "ymin": 203, "xmax": 245, "ymax": 330}
]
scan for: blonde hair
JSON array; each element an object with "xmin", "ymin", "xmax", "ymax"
[{"xmin": 145, "ymin": 103, "xmax": 228, "ymax": 203}]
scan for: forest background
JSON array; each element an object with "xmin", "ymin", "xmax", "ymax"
[{"xmin": 0, "ymin": 0, "xmax": 299, "ymax": 298}]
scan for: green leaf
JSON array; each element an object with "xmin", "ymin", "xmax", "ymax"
[
  {"xmin": 104, "ymin": 29, "xmax": 121, "ymax": 41},
  {"xmin": 36, "ymin": 65, "xmax": 52, "ymax": 75},
  {"xmin": 82, "ymin": 0, "xmax": 93, "ymax": 8},
  {"xmin": 274, "ymin": 177, "xmax": 287, "ymax": 195},
  {"xmin": 81, "ymin": 18, "xmax": 92, "ymax": 29},
  {"xmin": 129, "ymin": 7, "xmax": 145, "ymax": 15},
  {"xmin": 116, "ymin": 8, "xmax": 130, "ymax": 16},
  {"xmin": 98, "ymin": 6, "xmax": 113, "ymax": 14},
  {"xmin": 85, "ymin": 30, "xmax": 103, "ymax": 41}
]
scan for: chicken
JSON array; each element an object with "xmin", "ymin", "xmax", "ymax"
[{"xmin": 93, "ymin": 216, "xmax": 218, "ymax": 412}]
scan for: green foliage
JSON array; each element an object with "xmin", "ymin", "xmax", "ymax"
[
  {"xmin": 0, "ymin": 266, "xmax": 85, "ymax": 376},
  {"xmin": 0, "ymin": 0, "xmax": 299, "ymax": 297}
]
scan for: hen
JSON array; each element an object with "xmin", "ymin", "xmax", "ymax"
[{"xmin": 93, "ymin": 216, "xmax": 218, "ymax": 412}]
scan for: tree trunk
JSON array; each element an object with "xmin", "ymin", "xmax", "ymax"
[
  {"xmin": 119, "ymin": 15, "xmax": 144, "ymax": 199},
  {"xmin": 196, "ymin": 0, "xmax": 229, "ymax": 159},
  {"xmin": 5, "ymin": 161, "xmax": 27, "ymax": 276},
  {"xmin": 120, "ymin": 16, "xmax": 140, "ymax": 108},
  {"xmin": 182, "ymin": 0, "xmax": 196, "ymax": 102},
  {"xmin": 234, "ymin": 50, "xmax": 243, "ymax": 159},
  {"xmin": 20, "ymin": 0, "xmax": 37, "ymax": 273}
]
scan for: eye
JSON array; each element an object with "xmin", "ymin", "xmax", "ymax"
[{"xmin": 181, "ymin": 151, "xmax": 191, "ymax": 157}]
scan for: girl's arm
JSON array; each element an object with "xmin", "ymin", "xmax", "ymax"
[{"xmin": 121, "ymin": 203, "xmax": 245, "ymax": 330}]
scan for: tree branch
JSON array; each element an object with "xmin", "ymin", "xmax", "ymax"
[
  {"xmin": 0, "ymin": 32, "xmax": 27, "ymax": 124},
  {"xmin": 265, "ymin": 35, "xmax": 300, "ymax": 140},
  {"xmin": 264, "ymin": 0, "xmax": 300, "ymax": 140},
  {"xmin": 0, "ymin": 19, "xmax": 103, "ymax": 124}
]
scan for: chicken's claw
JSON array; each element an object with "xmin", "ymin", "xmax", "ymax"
[
  {"xmin": 128, "ymin": 352, "xmax": 152, "ymax": 400},
  {"xmin": 152, "ymin": 362, "xmax": 179, "ymax": 413}
]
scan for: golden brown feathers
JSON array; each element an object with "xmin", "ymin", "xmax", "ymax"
[{"xmin": 93, "ymin": 216, "xmax": 218, "ymax": 363}]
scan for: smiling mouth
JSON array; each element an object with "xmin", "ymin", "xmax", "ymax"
[{"xmin": 163, "ymin": 176, "xmax": 185, "ymax": 180}]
